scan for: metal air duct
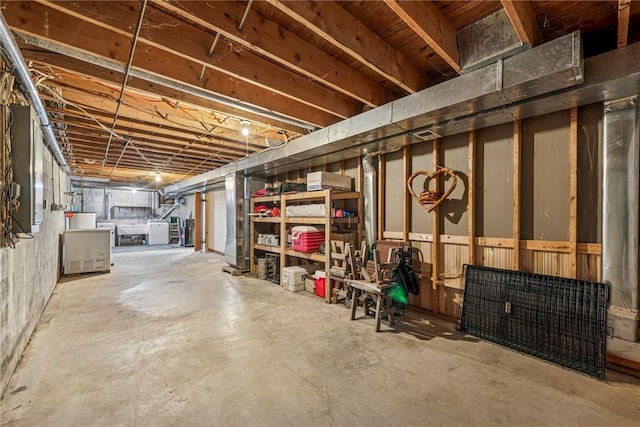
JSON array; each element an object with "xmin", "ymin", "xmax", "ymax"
[
  {"xmin": 164, "ymin": 31, "xmax": 584, "ymax": 197},
  {"xmin": 602, "ymin": 96, "xmax": 639, "ymax": 342},
  {"xmin": 224, "ymin": 173, "xmax": 264, "ymax": 269},
  {"xmin": 362, "ymin": 155, "xmax": 377, "ymax": 246}
]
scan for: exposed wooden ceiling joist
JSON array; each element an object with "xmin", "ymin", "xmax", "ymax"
[
  {"xmin": 40, "ymin": 0, "xmax": 361, "ymax": 120},
  {"xmin": 500, "ymin": 0, "xmax": 544, "ymax": 47},
  {"xmin": 265, "ymin": 0, "xmax": 426, "ymax": 94},
  {"xmin": 383, "ymin": 0, "xmax": 461, "ymax": 74},
  {"xmin": 618, "ymin": 0, "xmax": 632, "ymax": 48},
  {"xmin": 151, "ymin": 0, "xmax": 393, "ymax": 107}
]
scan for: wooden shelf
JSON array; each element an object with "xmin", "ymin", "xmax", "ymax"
[
  {"xmin": 283, "ymin": 217, "xmax": 325, "ymax": 225},
  {"xmin": 250, "ymin": 188, "xmax": 363, "ymax": 302},
  {"xmin": 283, "ymin": 249, "xmax": 326, "ymax": 262},
  {"xmin": 252, "ymin": 195, "xmax": 280, "ymax": 203},
  {"xmin": 251, "ymin": 216, "xmax": 281, "ymax": 223},
  {"xmin": 254, "ymin": 243, "xmax": 280, "ymax": 253}
]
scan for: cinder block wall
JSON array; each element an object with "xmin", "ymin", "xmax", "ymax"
[{"xmin": 0, "ymin": 148, "xmax": 67, "ymax": 397}]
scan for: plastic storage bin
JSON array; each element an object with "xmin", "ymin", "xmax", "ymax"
[
  {"xmin": 282, "ymin": 266, "xmax": 311, "ymax": 292},
  {"xmin": 291, "ymin": 226, "xmax": 324, "ymax": 253}
]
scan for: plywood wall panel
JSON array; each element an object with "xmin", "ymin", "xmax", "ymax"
[
  {"xmin": 442, "ymin": 243, "xmax": 467, "ymax": 288},
  {"xmin": 577, "ymin": 253, "xmax": 601, "ymax": 282},
  {"xmin": 577, "ymin": 102, "xmax": 603, "ymax": 243},
  {"xmin": 409, "ymin": 141, "xmax": 434, "ymax": 233},
  {"xmin": 521, "ymin": 110, "xmax": 571, "ymax": 241},
  {"xmin": 441, "ymin": 134, "xmax": 469, "ymax": 236},
  {"xmin": 476, "ymin": 246, "xmax": 514, "ymax": 270},
  {"xmin": 384, "ymin": 150, "xmax": 403, "ymax": 232},
  {"xmin": 476, "ymin": 123, "xmax": 514, "ymax": 238},
  {"xmin": 531, "ymin": 251, "xmax": 571, "ymax": 277},
  {"xmin": 438, "ymin": 286, "xmax": 464, "ymax": 319}
]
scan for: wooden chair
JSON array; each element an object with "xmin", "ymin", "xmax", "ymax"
[{"xmin": 346, "ymin": 248, "xmax": 397, "ymax": 332}]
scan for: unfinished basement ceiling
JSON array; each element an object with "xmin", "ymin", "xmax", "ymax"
[{"xmin": 2, "ymin": 1, "xmax": 640, "ymax": 188}]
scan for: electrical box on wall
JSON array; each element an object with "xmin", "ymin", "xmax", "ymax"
[{"xmin": 10, "ymin": 104, "xmax": 44, "ymax": 233}]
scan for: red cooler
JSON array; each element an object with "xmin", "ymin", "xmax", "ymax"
[{"xmin": 291, "ymin": 226, "xmax": 324, "ymax": 253}]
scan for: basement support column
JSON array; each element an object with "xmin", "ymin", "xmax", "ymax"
[{"xmin": 602, "ymin": 96, "xmax": 640, "ymax": 342}]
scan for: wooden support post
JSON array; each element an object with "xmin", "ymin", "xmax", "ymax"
[
  {"xmin": 357, "ymin": 156, "xmax": 363, "ymax": 192},
  {"xmin": 432, "ymin": 139, "xmax": 440, "ymax": 314},
  {"xmin": 468, "ymin": 130, "xmax": 476, "ymax": 265},
  {"xmin": 569, "ymin": 107, "xmax": 578, "ymax": 278},
  {"xmin": 194, "ymin": 191, "xmax": 204, "ymax": 252},
  {"xmin": 403, "ymin": 146, "xmax": 411, "ymax": 242},
  {"xmin": 513, "ymin": 120, "xmax": 521, "ymax": 270},
  {"xmin": 339, "ymin": 160, "xmax": 345, "ymax": 175},
  {"xmin": 1, "ymin": 104, "xmax": 5, "ymax": 247},
  {"xmin": 378, "ymin": 154, "xmax": 385, "ymax": 241}
]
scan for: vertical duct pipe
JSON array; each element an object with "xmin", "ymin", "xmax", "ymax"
[
  {"xmin": 104, "ymin": 192, "xmax": 112, "ymax": 220},
  {"xmin": 602, "ymin": 96, "xmax": 639, "ymax": 342},
  {"xmin": 362, "ymin": 155, "xmax": 377, "ymax": 246},
  {"xmin": 224, "ymin": 173, "xmax": 244, "ymax": 268},
  {"xmin": 224, "ymin": 173, "xmax": 264, "ymax": 269}
]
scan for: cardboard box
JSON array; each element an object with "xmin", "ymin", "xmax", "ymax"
[{"xmin": 306, "ymin": 171, "xmax": 351, "ymax": 191}]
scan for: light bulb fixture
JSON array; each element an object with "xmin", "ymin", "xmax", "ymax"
[
  {"xmin": 155, "ymin": 173, "xmax": 162, "ymax": 183},
  {"xmin": 240, "ymin": 120, "xmax": 250, "ymax": 136},
  {"xmin": 131, "ymin": 187, "xmax": 137, "ymax": 194}
]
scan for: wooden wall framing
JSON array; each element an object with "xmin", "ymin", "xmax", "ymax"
[{"xmin": 380, "ymin": 104, "xmax": 607, "ymax": 318}]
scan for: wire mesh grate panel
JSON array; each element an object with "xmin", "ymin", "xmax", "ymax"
[{"xmin": 459, "ymin": 265, "xmax": 609, "ymax": 378}]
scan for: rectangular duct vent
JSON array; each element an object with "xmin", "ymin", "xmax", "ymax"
[
  {"xmin": 413, "ymin": 129, "xmax": 441, "ymax": 141},
  {"xmin": 459, "ymin": 265, "xmax": 609, "ymax": 378}
]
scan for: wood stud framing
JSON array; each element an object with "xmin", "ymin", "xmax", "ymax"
[
  {"xmin": 468, "ymin": 130, "xmax": 476, "ymax": 265},
  {"xmin": 513, "ymin": 120, "xmax": 522, "ymax": 270},
  {"xmin": 378, "ymin": 154, "xmax": 386, "ymax": 241},
  {"xmin": 403, "ymin": 146, "xmax": 411, "ymax": 242},
  {"xmin": 432, "ymin": 139, "xmax": 441, "ymax": 314},
  {"xmin": 569, "ymin": 107, "xmax": 578, "ymax": 278}
]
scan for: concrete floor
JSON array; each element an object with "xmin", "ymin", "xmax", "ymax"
[{"xmin": 1, "ymin": 249, "xmax": 639, "ymax": 426}]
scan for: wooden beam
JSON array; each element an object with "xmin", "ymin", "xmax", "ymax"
[
  {"xmin": 38, "ymin": 0, "xmax": 361, "ymax": 120},
  {"xmin": 6, "ymin": 3, "xmax": 339, "ymax": 128},
  {"xmin": 378, "ymin": 154, "xmax": 386, "ymax": 241},
  {"xmin": 384, "ymin": 0, "xmax": 460, "ymax": 74},
  {"xmin": 153, "ymin": 0, "xmax": 393, "ymax": 107},
  {"xmin": 569, "ymin": 107, "xmax": 578, "ymax": 278},
  {"xmin": 500, "ymin": 0, "xmax": 543, "ymax": 47},
  {"xmin": 25, "ymin": 51, "xmax": 306, "ymax": 135},
  {"xmin": 513, "ymin": 120, "xmax": 521, "ymax": 270},
  {"xmin": 618, "ymin": 0, "xmax": 632, "ymax": 48},
  {"xmin": 266, "ymin": 0, "xmax": 426, "ymax": 93},
  {"xmin": 468, "ymin": 130, "xmax": 476, "ymax": 265},
  {"xmin": 39, "ymin": 75, "xmax": 283, "ymax": 145},
  {"xmin": 403, "ymin": 146, "xmax": 411, "ymax": 242},
  {"xmin": 432, "ymin": 139, "xmax": 441, "ymax": 314}
]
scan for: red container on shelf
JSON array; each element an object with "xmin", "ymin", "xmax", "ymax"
[
  {"xmin": 291, "ymin": 226, "xmax": 324, "ymax": 253},
  {"xmin": 314, "ymin": 270, "xmax": 326, "ymax": 298}
]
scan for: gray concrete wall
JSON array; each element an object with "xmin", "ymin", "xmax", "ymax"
[{"xmin": 1, "ymin": 145, "xmax": 67, "ymax": 397}]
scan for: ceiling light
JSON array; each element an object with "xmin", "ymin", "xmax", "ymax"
[
  {"xmin": 131, "ymin": 188, "xmax": 137, "ymax": 194},
  {"xmin": 240, "ymin": 120, "xmax": 250, "ymax": 136},
  {"xmin": 155, "ymin": 174, "xmax": 162, "ymax": 182}
]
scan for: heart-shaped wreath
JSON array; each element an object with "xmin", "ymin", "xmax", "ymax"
[{"xmin": 407, "ymin": 167, "xmax": 457, "ymax": 212}]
